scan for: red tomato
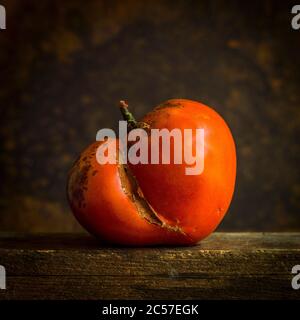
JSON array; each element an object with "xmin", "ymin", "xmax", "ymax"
[{"xmin": 67, "ymin": 99, "xmax": 236, "ymax": 245}]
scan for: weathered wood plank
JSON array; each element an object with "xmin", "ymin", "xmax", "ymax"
[{"xmin": 0, "ymin": 233, "xmax": 299, "ymax": 300}]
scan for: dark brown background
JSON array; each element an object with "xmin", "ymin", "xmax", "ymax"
[{"xmin": 0, "ymin": 0, "xmax": 299, "ymax": 232}]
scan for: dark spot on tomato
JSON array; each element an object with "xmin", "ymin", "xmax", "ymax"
[
  {"xmin": 155, "ymin": 101, "xmax": 183, "ymax": 110},
  {"xmin": 92, "ymin": 170, "xmax": 98, "ymax": 176}
]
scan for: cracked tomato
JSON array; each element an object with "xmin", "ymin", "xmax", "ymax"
[{"xmin": 67, "ymin": 99, "xmax": 236, "ymax": 245}]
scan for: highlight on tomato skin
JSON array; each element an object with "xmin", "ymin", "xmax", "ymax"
[{"xmin": 67, "ymin": 99, "xmax": 236, "ymax": 246}]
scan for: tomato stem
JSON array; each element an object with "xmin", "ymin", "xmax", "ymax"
[{"xmin": 119, "ymin": 100, "xmax": 138, "ymax": 130}]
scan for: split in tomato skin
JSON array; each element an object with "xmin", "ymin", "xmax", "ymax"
[{"xmin": 67, "ymin": 99, "xmax": 236, "ymax": 246}]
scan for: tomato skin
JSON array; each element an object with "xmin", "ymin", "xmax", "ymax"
[
  {"xmin": 129, "ymin": 99, "xmax": 236, "ymax": 242},
  {"xmin": 67, "ymin": 99, "xmax": 236, "ymax": 245}
]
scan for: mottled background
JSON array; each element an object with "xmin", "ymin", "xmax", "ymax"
[{"xmin": 0, "ymin": 0, "xmax": 299, "ymax": 232}]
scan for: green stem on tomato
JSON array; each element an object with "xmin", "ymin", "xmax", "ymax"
[{"xmin": 119, "ymin": 100, "xmax": 138, "ymax": 131}]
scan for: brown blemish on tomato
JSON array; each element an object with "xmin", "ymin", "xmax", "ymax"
[
  {"xmin": 154, "ymin": 101, "xmax": 183, "ymax": 111},
  {"xmin": 67, "ymin": 143, "xmax": 99, "ymax": 210}
]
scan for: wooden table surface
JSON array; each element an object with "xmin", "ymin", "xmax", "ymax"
[{"xmin": 0, "ymin": 232, "xmax": 299, "ymax": 300}]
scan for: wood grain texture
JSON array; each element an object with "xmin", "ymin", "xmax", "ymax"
[{"xmin": 0, "ymin": 232, "xmax": 299, "ymax": 300}]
